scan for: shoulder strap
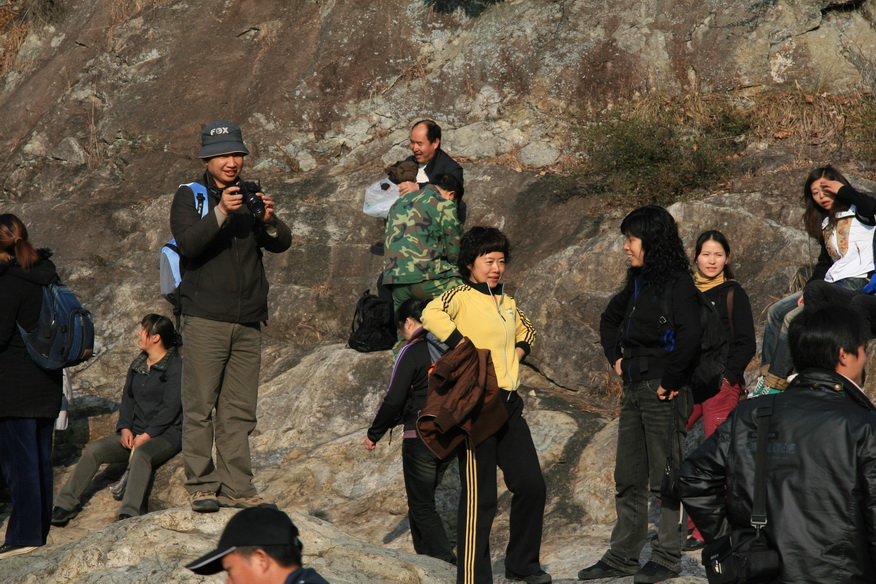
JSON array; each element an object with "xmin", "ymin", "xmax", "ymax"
[
  {"xmin": 726, "ymin": 284, "xmax": 736, "ymax": 342},
  {"xmin": 180, "ymin": 181, "xmax": 209, "ymax": 219},
  {"xmin": 751, "ymin": 400, "xmax": 773, "ymax": 531}
]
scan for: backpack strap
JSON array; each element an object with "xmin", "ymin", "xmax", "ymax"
[
  {"xmin": 725, "ymin": 283, "xmax": 736, "ymax": 342},
  {"xmin": 751, "ymin": 399, "xmax": 774, "ymax": 532},
  {"xmin": 180, "ymin": 181, "xmax": 209, "ymax": 219}
]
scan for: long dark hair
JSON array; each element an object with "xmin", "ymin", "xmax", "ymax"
[
  {"xmin": 620, "ymin": 205, "xmax": 689, "ymax": 289},
  {"xmin": 802, "ymin": 166, "xmax": 852, "ymax": 240},
  {"xmin": 694, "ymin": 230, "xmax": 735, "ymax": 280}
]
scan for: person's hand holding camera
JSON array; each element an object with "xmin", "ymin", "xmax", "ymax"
[
  {"xmin": 256, "ymin": 192, "xmax": 276, "ymax": 225},
  {"xmin": 218, "ymin": 185, "xmax": 244, "ymax": 215}
]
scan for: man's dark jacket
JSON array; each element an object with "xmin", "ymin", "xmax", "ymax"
[
  {"xmin": 679, "ymin": 369, "xmax": 876, "ymax": 584},
  {"xmin": 170, "ymin": 175, "xmax": 292, "ymax": 323},
  {"xmin": 405, "ymin": 148, "xmax": 465, "ymax": 222},
  {"xmin": 405, "ymin": 148, "xmax": 463, "ymax": 189}
]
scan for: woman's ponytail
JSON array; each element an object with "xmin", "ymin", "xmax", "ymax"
[{"xmin": 0, "ymin": 214, "xmax": 40, "ymax": 270}]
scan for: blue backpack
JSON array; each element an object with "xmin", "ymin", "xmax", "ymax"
[
  {"xmin": 18, "ymin": 278, "xmax": 95, "ymax": 370},
  {"xmin": 160, "ymin": 182, "xmax": 209, "ymax": 306}
]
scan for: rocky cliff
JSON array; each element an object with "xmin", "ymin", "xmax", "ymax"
[{"xmin": 2, "ymin": 0, "xmax": 876, "ymax": 582}]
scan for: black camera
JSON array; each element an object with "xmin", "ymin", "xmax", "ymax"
[{"xmin": 237, "ymin": 180, "xmax": 265, "ymax": 215}]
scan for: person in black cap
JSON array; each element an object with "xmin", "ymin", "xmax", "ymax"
[
  {"xmin": 170, "ymin": 120, "xmax": 292, "ymax": 513},
  {"xmin": 186, "ymin": 507, "xmax": 329, "ymax": 584}
]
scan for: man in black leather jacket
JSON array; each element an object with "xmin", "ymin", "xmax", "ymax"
[{"xmin": 679, "ymin": 305, "xmax": 876, "ymax": 584}]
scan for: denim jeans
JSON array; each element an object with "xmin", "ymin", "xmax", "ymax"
[
  {"xmin": 765, "ymin": 278, "xmax": 867, "ymax": 378},
  {"xmin": 602, "ymin": 379, "xmax": 692, "ymax": 573},
  {"xmin": 0, "ymin": 417, "xmax": 54, "ymax": 546},
  {"xmin": 402, "ymin": 437, "xmax": 456, "ymax": 563},
  {"xmin": 761, "ymin": 290, "xmax": 803, "ymax": 378}
]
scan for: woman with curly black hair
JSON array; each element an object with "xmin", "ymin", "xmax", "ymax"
[{"xmin": 579, "ymin": 205, "xmax": 701, "ymax": 584}]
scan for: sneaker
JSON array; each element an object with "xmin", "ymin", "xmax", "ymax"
[
  {"xmin": 190, "ymin": 491, "xmax": 220, "ymax": 513},
  {"xmin": 577, "ymin": 560, "xmax": 631, "ymax": 580},
  {"xmin": 505, "ymin": 567, "xmax": 552, "ymax": 583},
  {"xmin": 50, "ymin": 506, "xmax": 79, "ymax": 526},
  {"xmin": 748, "ymin": 376, "xmax": 780, "ymax": 398},
  {"xmin": 217, "ymin": 493, "xmax": 277, "ymax": 509},
  {"xmin": 0, "ymin": 544, "xmax": 38, "ymax": 558},
  {"xmin": 633, "ymin": 561, "xmax": 679, "ymax": 584},
  {"xmin": 682, "ymin": 536, "xmax": 705, "ymax": 551},
  {"xmin": 117, "ymin": 514, "xmax": 133, "ymax": 522}
]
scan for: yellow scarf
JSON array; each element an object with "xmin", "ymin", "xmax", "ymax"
[{"xmin": 694, "ymin": 270, "xmax": 726, "ymax": 292}]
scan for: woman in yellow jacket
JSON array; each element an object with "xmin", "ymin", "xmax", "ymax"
[{"xmin": 422, "ymin": 226, "xmax": 548, "ymax": 584}]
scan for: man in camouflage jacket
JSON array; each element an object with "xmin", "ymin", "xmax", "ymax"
[{"xmin": 382, "ymin": 173, "xmax": 463, "ymax": 312}]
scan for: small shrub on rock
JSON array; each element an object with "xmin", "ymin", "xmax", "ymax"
[
  {"xmin": 425, "ymin": 0, "xmax": 505, "ymax": 17},
  {"xmin": 583, "ymin": 110, "xmax": 735, "ymax": 206}
]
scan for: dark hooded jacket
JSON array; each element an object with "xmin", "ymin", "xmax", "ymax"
[
  {"xmin": 0, "ymin": 253, "xmax": 63, "ymax": 418},
  {"xmin": 679, "ymin": 369, "xmax": 876, "ymax": 584}
]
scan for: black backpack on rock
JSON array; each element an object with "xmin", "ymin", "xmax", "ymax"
[{"xmin": 348, "ymin": 290, "xmax": 396, "ymax": 352}]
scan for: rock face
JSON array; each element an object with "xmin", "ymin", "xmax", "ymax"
[{"xmin": 2, "ymin": 1, "xmax": 876, "ymax": 583}]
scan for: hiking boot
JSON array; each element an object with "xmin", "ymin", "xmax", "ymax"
[
  {"xmin": 0, "ymin": 543, "xmax": 38, "ymax": 559},
  {"xmin": 505, "ymin": 567, "xmax": 552, "ymax": 583},
  {"xmin": 577, "ymin": 560, "xmax": 631, "ymax": 580},
  {"xmin": 190, "ymin": 491, "xmax": 219, "ymax": 513},
  {"xmin": 633, "ymin": 561, "xmax": 679, "ymax": 584},
  {"xmin": 217, "ymin": 493, "xmax": 277, "ymax": 509},
  {"xmin": 683, "ymin": 536, "xmax": 705, "ymax": 551},
  {"xmin": 117, "ymin": 514, "xmax": 133, "ymax": 522},
  {"xmin": 50, "ymin": 506, "xmax": 78, "ymax": 526}
]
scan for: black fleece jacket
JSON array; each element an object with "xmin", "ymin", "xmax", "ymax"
[
  {"xmin": 170, "ymin": 174, "xmax": 292, "ymax": 323},
  {"xmin": 703, "ymin": 280, "xmax": 756, "ymax": 386},
  {"xmin": 405, "ymin": 148, "xmax": 466, "ymax": 222},
  {"xmin": 600, "ymin": 272, "xmax": 702, "ymax": 391},
  {"xmin": 117, "ymin": 347, "xmax": 183, "ymax": 450},
  {"xmin": 0, "ymin": 254, "xmax": 63, "ymax": 418}
]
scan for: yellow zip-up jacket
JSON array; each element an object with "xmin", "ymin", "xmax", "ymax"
[{"xmin": 422, "ymin": 281, "xmax": 536, "ymax": 392}]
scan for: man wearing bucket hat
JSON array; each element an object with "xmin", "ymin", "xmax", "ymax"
[
  {"xmin": 170, "ymin": 121, "xmax": 292, "ymax": 513},
  {"xmin": 186, "ymin": 507, "xmax": 329, "ymax": 584}
]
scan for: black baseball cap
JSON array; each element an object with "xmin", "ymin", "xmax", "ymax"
[
  {"xmin": 185, "ymin": 507, "xmax": 300, "ymax": 575},
  {"xmin": 198, "ymin": 120, "xmax": 250, "ymax": 158}
]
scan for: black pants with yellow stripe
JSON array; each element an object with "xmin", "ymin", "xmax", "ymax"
[{"xmin": 456, "ymin": 391, "xmax": 546, "ymax": 584}]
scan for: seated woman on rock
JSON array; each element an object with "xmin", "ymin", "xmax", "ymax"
[
  {"xmin": 364, "ymin": 297, "xmax": 456, "ymax": 565},
  {"xmin": 752, "ymin": 166, "xmax": 876, "ymax": 396},
  {"xmin": 52, "ymin": 314, "xmax": 182, "ymax": 524}
]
